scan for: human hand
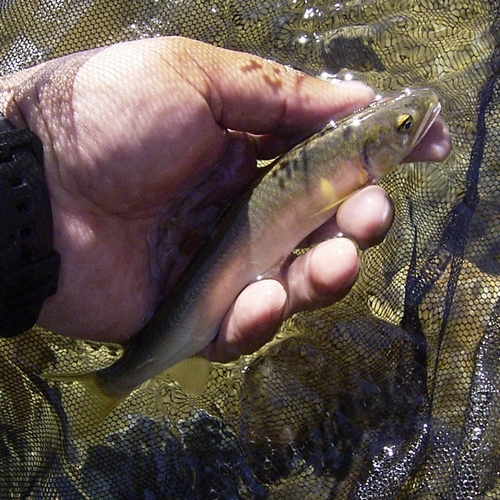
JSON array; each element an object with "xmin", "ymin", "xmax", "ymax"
[{"xmin": 0, "ymin": 37, "xmax": 450, "ymax": 361}]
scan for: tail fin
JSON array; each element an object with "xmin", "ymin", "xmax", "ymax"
[{"xmin": 42, "ymin": 371, "xmax": 126, "ymax": 433}]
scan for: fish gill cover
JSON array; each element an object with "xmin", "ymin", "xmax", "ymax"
[{"xmin": 0, "ymin": 0, "xmax": 499, "ymax": 498}]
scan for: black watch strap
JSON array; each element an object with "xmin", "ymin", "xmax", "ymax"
[{"xmin": 0, "ymin": 115, "xmax": 60, "ymax": 338}]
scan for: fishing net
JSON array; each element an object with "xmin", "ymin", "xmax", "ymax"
[{"xmin": 1, "ymin": 0, "xmax": 499, "ymax": 498}]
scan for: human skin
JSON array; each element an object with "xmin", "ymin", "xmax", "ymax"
[{"xmin": 0, "ymin": 37, "xmax": 451, "ymax": 362}]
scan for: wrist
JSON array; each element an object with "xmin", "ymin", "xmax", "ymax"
[{"xmin": 0, "ymin": 114, "xmax": 60, "ymax": 337}]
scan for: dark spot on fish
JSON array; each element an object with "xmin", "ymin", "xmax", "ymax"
[
  {"xmin": 298, "ymin": 148, "xmax": 309, "ymax": 173},
  {"xmin": 342, "ymin": 126, "xmax": 353, "ymax": 141},
  {"xmin": 360, "ymin": 143, "xmax": 371, "ymax": 175},
  {"xmin": 278, "ymin": 176, "xmax": 286, "ymax": 189}
]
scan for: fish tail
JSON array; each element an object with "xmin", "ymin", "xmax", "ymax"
[{"xmin": 42, "ymin": 371, "xmax": 126, "ymax": 432}]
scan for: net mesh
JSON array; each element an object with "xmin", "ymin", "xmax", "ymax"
[{"xmin": 1, "ymin": 0, "xmax": 499, "ymax": 498}]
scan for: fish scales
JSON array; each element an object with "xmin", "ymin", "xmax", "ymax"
[{"xmin": 44, "ymin": 87, "xmax": 441, "ymax": 420}]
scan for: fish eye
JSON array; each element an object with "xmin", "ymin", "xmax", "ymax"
[{"xmin": 397, "ymin": 114, "xmax": 413, "ymax": 132}]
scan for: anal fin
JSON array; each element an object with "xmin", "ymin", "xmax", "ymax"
[{"xmin": 164, "ymin": 356, "xmax": 212, "ymax": 396}]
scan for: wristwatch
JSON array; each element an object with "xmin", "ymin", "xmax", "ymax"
[{"xmin": 0, "ymin": 115, "xmax": 60, "ymax": 337}]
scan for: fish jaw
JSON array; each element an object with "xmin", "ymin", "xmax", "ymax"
[{"xmin": 411, "ymin": 100, "xmax": 441, "ymax": 149}]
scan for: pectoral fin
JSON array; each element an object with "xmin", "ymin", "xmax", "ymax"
[{"xmin": 312, "ymin": 178, "xmax": 353, "ymax": 217}]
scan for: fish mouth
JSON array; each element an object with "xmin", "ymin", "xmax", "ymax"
[{"xmin": 411, "ymin": 100, "xmax": 442, "ymax": 149}]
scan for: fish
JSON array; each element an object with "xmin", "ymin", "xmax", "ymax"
[{"xmin": 45, "ymin": 87, "xmax": 441, "ymax": 423}]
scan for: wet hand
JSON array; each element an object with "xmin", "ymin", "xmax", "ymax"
[{"xmin": 0, "ymin": 37, "xmax": 450, "ymax": 360}]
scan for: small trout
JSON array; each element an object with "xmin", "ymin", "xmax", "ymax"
[{"xmin": 47, "ymin": 87, "xmax": 441, "ymax": 418}]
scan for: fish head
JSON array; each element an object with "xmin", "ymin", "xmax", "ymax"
[{"xmin": 355, "ymin": 87, "xmax": 441, "ymax": 182}]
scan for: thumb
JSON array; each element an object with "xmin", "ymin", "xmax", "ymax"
[{"xmin": 161, "ymin": 36, "xmax": 375, "ymax": 135}]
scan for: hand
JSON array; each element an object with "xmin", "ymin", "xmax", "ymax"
[{"xmin": 0, "ymin": 37, "xmax": 450, "ymax": 361}]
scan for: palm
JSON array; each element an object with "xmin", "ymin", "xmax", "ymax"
[{"xmin": 39, "ymin": 39, "xmax": 279, "ymax": 341}]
